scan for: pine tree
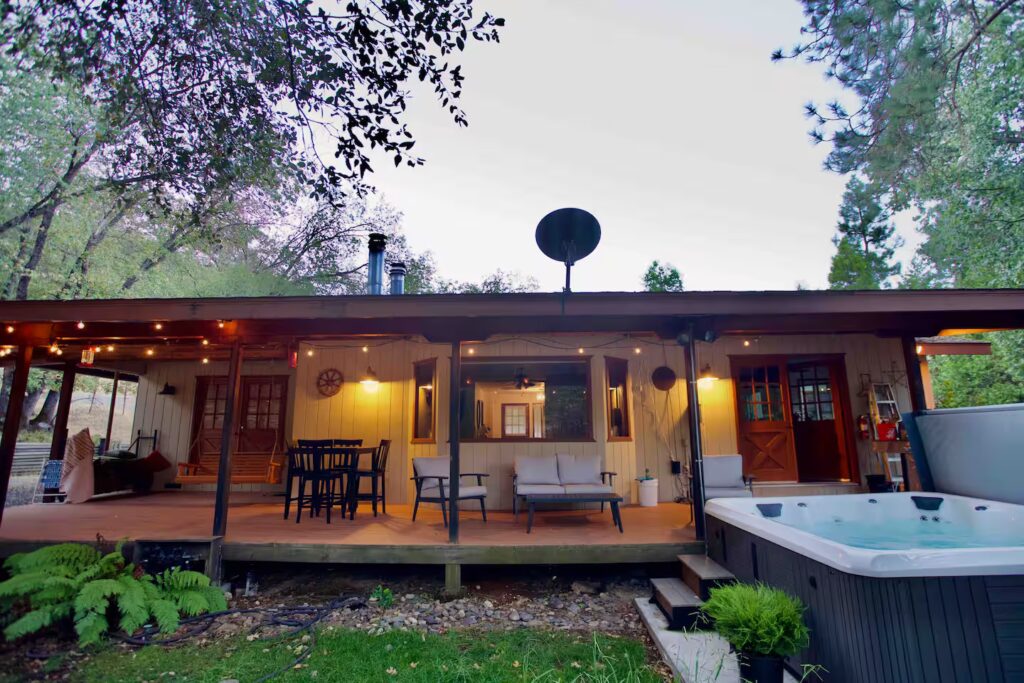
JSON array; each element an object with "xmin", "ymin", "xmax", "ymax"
[{"xmin": 827, "ymin": 178, "xmax": 902, "ymax": 290}]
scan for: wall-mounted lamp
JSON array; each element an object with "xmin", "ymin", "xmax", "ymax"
[
  {"xmin": 696, "ymin": 364, "xmax": 719, "ymax": 388},
  {"xmin": 360, "ymin": 366, "xmax": 380, "ymax": 390}
]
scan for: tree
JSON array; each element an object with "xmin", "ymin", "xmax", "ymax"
[
  {"xmin": 0, "ymin": 1, "xmax": 505, "ymax": 236},
  {"xmin": 642, "ymin": 261, "xmax": 684, "ymax": 292},
  {"xmin": 827, "ymin": 178, "xmax": 902, "ymax": 289}
]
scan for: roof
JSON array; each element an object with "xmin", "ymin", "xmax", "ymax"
[{"xmin": 1, "ymin": 289, "xmax": 1022, "ymax": 362}]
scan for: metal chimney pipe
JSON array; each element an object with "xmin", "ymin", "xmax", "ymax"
[
  {"xmin": 367, "ymin": 233, "xmax": 386, "ymax": 295},
  {"xmin": 389, "ymin": 262, "xmax": 407, "ymax": 295}
]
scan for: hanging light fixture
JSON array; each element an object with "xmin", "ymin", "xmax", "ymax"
[{"xmin": 697, "ymin": 364, "xmax": 719, "ymax": 388}]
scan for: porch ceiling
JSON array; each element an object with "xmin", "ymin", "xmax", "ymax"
[{"xmin": 2, "ymin": 289, "xmax": 1023, "ymax": 365}]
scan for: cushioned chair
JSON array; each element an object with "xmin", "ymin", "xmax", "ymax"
[
  {"xmin": 702, "ymin": 454, "xmax": 754, "ymax": 499},
  {"xmin": 512, "ymin": 453, "xmax": 616, "ymax": 518},
  {"xmin": 411, "ymin": 456, "xmax": 488, "ymax": 527}
]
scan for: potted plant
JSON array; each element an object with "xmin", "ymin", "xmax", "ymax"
[{"xmin": 700, "ymin": 582, "xmax": 810, "ymax": 683}]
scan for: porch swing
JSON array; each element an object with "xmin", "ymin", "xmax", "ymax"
[{"xmin": 174, "ymin": 429, "xmax": 284, "ymax": 486}]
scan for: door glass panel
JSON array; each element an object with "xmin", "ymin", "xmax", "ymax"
[{"xmin": 789, "ymin": 364, "xmax": 836, "ymax": 423}]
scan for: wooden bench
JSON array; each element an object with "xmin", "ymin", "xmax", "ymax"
[{"xmin": 175, "ymin": 452, "xmax": 283, "ymax": 485}]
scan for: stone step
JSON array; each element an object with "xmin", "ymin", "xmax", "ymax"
[
  {"xmin": 679, "ymin": 553, "xmax": 735, "ymax": 600},
  {"xmin": 650, "ymin": 577, "xmax": 703, "ymax": 631}
]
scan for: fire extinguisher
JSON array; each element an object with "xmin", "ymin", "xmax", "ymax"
[{"xmin": 856, "ymin": 414, "xmax": 871, "ymax": 440}]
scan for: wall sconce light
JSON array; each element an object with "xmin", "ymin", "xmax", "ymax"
[
  {"xmin": 360, "ymin": 365, "xmax": 380, "ymax": 389},
  {"xmin": 696, "ymin": 364, "xmax": 719, "ymax": 388}
]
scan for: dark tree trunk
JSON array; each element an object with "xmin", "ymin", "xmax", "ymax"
[
  {"xmin": 3, "ymin": 224, "xmax": 34, "ymax": 299},
  {"xmin": 19, "ymin": 387, "xmax": 44, "ymax": 430},
  {"xmin": 16, "ymin": 204, "xmax": 57, "ymax": 300},
  {"xmin": 30, "ymin": 389, "xmax": 60, "ymax": 429}
]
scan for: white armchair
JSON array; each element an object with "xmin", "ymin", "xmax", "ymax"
[{"xmin": 702, "ymin": 454, "xmax": 754, "ymax": 499}]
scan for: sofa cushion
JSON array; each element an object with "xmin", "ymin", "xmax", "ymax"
[
  {"xmin": 516, "ymin": 484, "xmax": 566, "ymax": 496},
  {"xmin": 556, "ymin": 453, "xmax": 603, "ymax": 484},
  {"xmin": 704, "ymin": 486, "xmax": 753, "ymax": 499},
  {"xmin": 563, "ymin": 483, "xmax": 614, "ymax": 495},
  {"xmin": 514, "ymin": 455, "xmax": 560, "ymax": 485},
  {"xmin": 413, "ymin": 456, "xmax": 450, "ymax": 481},
  {"xmin": 421, "ymin": 484, "xmax": 487, "ymax": 500}
]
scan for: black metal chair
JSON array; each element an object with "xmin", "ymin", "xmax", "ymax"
[
  {"xmin": 349, "ymin": 439, "xmax": 391, "ymax": 517},
  {"xmin": 411, "ymin": 456, "xmax": 489, "ymax": 527}
]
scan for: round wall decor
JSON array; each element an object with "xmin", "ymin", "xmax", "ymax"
[
  {"xmin": 651, "ymin": 366, "xmax": 677, "ymax": 391},
  {"xmin": 316, "ymin": 368, "xmax": 344, "ymax": 397}
]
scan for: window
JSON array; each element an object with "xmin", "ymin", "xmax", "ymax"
[
  {"xmin": 412, "ymin": 358, "xmax": 436, "ymax": 442},
  {"xmin": 788, "ymin": 364, "xmax": 835, "ymax": 422},
  {"xmin": 502, "ymin": 404, "xmax": 529, "ymax": 437},
  {"xmin": 605, "ymin": 357, "xmax": 631, "ymax": 440},
  {"xmin": 738, "ymin": 364, "xmax": 785, "ymax": 422},
  {"xmin": 458, "ymin": 357, "xmax": 592, "ymax": 441}
]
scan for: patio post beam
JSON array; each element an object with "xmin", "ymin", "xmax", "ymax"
[
  {"xmin": 104, "ymin": 371, "xmax": 120, "ymax": 448},
  {"xmin": 49, "ymin": 360, "xmax": 78, "ymax": 462},
  {"xmin": 901, "ymin": 335, "xmax": 927, "ymax": 413},
  {"xmin": 212, "ymin": 340, "xmax": 243, "ymax": 542},
  {"xmin": 448, "ymin": 340, "xmax": 462, "ymax": 545},
  {"xmin": 681, "ymin": 326, "xmax": 707, "ymax": 541},
  {"xmin": 0, "ymin": 345, "xmax": 34, "ymax": 525}
]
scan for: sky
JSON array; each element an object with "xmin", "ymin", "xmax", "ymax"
[{"xmin": 364, "ymin": 0, "xmax": 921, "ymax": 293}]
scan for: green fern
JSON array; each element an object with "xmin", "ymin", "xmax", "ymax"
[{"xmin": 0, "ymin": 542, "xmax": 226, "ymax": 646}]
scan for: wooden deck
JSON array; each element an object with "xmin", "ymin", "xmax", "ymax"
[{"xmin": 0, "ymin": 492, "xmax": 700, "ymax": 565}]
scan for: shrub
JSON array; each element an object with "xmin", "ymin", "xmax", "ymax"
[
  {"xmin": 369, "ymin": 584, "xmax": 394, "ymax": 608},
  {"xmin": 0, "ymin": 542, "xmax": 227, "ymax": 646},
  {"xmin": 700, "ymin": 582, "xmax": 809, "ymax": 658}
]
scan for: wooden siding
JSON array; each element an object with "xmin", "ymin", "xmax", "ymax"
[
  {"xmin": 289, "ymin": 336, "xmax": 691, "ymax": 509},
  {"xmin": 130, "ymin": 333, "xmax": 914, "ymax": 504},
  {"xmin": 707, "ymin": 516, "xmax": 1019, "ymax": 683},
  {"xmin": 696, "ymin": 334, "xmax": 913, "ymax": 481},
  {"xmin": 131, "ymin": 359, "xmax": 295, "ymax": 491}
]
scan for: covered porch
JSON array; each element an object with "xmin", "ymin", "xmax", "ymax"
[{"xmin": 3, "ymin": 288, "xmax": 1024, "ymax": 588}]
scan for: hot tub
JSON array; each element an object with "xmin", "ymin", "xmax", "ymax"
[{"xmin": 706, "ymin": 493, "xmax": 1024, "ymax": 683}]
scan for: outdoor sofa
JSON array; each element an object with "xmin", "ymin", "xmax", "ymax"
[{"xmin": 512, "ymin": 453, "xmax": 617, "ymax": 518}]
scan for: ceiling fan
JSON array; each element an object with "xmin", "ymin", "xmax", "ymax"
[{"xmin": 513, "ymin": 368, "xmax": 536, "ymax": 390}]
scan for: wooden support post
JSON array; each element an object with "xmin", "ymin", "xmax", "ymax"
[
  {"xmin": 0, "ymin": 346, "xmax": 33, "ymax": 525},
  {"xmin": 901, "ymin": 336, "xmax": 927, "ymax": 413},
  {"xmin": 448, "ymin": 340, "xmax": 461, "ymax": 544},
  {"xmin": 212, "ymin": 341, "xmax": 243, "ymax": 538},
  {"xmin": 49, "ymin": 361, "xmax": 77, "ymax": 461},
  {"xmin": 104, "ymin": 371, "xmax": 120, "ymax": 448},
  {"xmin": 682, "ymin": 327, "xmax": 707, "ymax": 541},
  {"xmin": 444, "ymin": 562, "xmax": 462, "ymax": 596}
]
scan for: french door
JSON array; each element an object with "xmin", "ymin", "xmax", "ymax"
[{"xmin": 190, "ymin": 376, "xmax": 287, "ymax": 460}]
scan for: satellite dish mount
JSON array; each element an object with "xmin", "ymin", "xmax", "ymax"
[{"xmin": 535, "ymin": 208, "xmax": 602, "ymax": 293}]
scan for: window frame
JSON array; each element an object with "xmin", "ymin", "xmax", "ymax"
[
  {"xmin": 459, "ymin": 355, "xmax": 595, "ymax": 443},
  {"xmin": 604, "ymin": 356, "xmax": 632, "ymax": 442},
  {"xmin": 501, "ymin": 402, "xmax": 531, "ymax": 438},
  {"xmin": 411, "ymin": 357, "xmax": 437, "ymax": 444}
]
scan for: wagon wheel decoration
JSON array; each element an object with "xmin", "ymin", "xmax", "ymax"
[{"xmin": 316, "ymin": 368, "xmax": 344, "ymax": 397}]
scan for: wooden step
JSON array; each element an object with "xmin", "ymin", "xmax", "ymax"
[
  {"xmin": 650, "ymin": 578, "xmax": 703, "ymax": 631},
  {"xmin": 679, "ymin": 553, "xmax": 735, "ymax": 600}
]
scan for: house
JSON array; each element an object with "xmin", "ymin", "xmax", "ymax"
[{"xmin": 2, "ymin": 271, "xmax": 1023, "ymax": 589}]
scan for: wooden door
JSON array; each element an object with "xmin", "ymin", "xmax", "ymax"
[
  {"xmin": 191, "ymin": 376, "xmax": 287, "ymax": 460},
  {"xmin": 239, "ymin": 377, "xmax": 287, "ymax": 454},
  {"xmin": 788, "ymin": 361, "xmax": 846, "ymax": 481},
  {"xmin": 732, "ymin": 359, "xmax": 798, "ymax": 481}
]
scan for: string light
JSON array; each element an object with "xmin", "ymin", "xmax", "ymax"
[
  {"xmin": 634, "ymin": 347, "xmax": 641, "ymax": 354},
  {"xmin": 467, "ymin": 347, "xmax": 475, "ymax": 355},
  {"xmin": 94, "ymin": 346, "xmax": 102, "ymax": 353},
  {"xmin": 577, "ymin": 347, "xmax": 585, "ymax": 354},
  {"xmin": 76, "ymin": 321, "xmax": 85, "ymax": 329},
  {"xmin": 217, "ymin": 321, "xmax": 225, "ymax": 329},
  {"xmin": 362, "ymin": 345, "xmax": 369, "ymax": 352},
  {"xmin": 4, "ymin": 325, "xmax": 13, "ymax": 334},
  {"xmin": 202, "ymin": 357, "xmax": 209, "ymax": 364},
  {"xmin": 154, "ymin": 322, "xmax": 163, "ymax": 331},
  {"xmin": 107, "ymin": 345, "xmax": 114, "ymax": 352},
  {"xmin": 145, "ymin": 348, "xmax": 154, "ymax": 356},
  {"xmin": 743, "ymin": 340, "xmax": 751, "ymax": 347},
  {"xmin": 306, "ymin": 349, "xmax": 314, "ymax": 357},
  {"xmin": 201, "ymin": 339, "xmax": 209, "ymax": 346},
  {"xmin": 55, "ymin": 348, "xmax": 63, "ymax": 356},
  {"xmin": 49, "ymin": 343, "xmax": 59, "ymax": 354}
]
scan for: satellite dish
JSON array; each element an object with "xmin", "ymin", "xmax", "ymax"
[{"xmin": 535, "ymin": 208, "xmax": 601, "ymax": 292}]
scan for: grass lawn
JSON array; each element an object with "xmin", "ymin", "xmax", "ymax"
[{"xmin": 71, "ymin": 628, "xmax": 666, "ymax": 682}]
